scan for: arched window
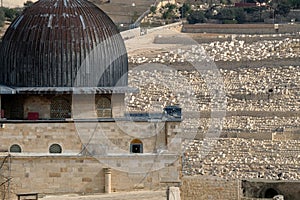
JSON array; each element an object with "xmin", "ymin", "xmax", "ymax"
[
  {"xmin": 264, "ymin": 188, "xmax": 279, "ymax": 198},
  {"xmin": 49, "ymin": 144, "xmax": 62, "ymax": 154},
  {"xmin": 10, "ymin": 144, "xmax": 22, "ymax": 153},
  {"xmin": 50, "ymin": 96, "xmax": 71, "ymax": 119},
  {"xmin": 96, "ymin": 97, "xmax": 112, "ymax": 118},
  {"xmin": 130, "ymin": 139, "xmax": 143, "ymax": 153}
]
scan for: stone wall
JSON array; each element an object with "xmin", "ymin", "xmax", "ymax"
[
  {"xmin": 0, "ymin": 123, "xmax": 82, "ymax": 153},
  {"xmin": 0, "ymin": 121, "xmax": 181, "ymax": 154},
  {"xmin": 180, "ymin": 176, "xmax": 240, "ymax": 200},
  {"xmin": 121, "ymin": 22, "xmax": 182, "ymax": 41},
  {"xmin": 23, "ymin": 95, "xmax": 51, "ymax": 119},
  {"xmin": 0, "ymin": 120, "xmax": 181, "ymax": 197},
  {"xmin": 272, "ymin": 131, "xmax": 300, "ymax": 140},
  {"xmin": 0, "ymin": 155, "xmax": 9, "ymax": 200},
  {"xmin": 0, "ymin": 155, "xmax": 180, "ymax": 198},
  {"xmin": 182, "ymin": 24, "xmax": 300, "ymax": 34}
]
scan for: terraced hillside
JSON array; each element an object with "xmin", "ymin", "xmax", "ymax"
[
  {"xmin": 92, "ymin": 0, "xmax": 156, "ymax": 25},
  {"xmin": 0, "ymin": 0, "xmax": 154, "ymax": 26},
  {"xmin": 1, "ymin": 0, "xmax": 37, "ymax": 8}
]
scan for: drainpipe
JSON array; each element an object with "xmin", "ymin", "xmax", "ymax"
[{"xmin": 104, "ymin": 168, "xmax": 111, "ymax": 193}]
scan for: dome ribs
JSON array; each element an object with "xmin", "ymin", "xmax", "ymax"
[{"xmin": 0, "ymin": 0, "xmax": 128, "ymax": 88}]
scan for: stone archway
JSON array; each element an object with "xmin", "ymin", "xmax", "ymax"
[{"xmin": 264, "ymin": 188, "xmax": 279, "ymax": 198}]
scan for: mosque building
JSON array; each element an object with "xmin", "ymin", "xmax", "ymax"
[{"xmin": 0, "ymin": 0, "xmax": 181, "ymax": 196}]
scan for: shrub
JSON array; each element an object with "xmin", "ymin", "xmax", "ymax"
[
  {"xmin": 216, "ymin": 8, "xmax": 246, "ymax": 24},
  {"xmin": 179, "ymin": 3, "xmax": 191, "ymax": 18},
  {"xmin": 187, "ymin": 10, "xmax": 206, "ymax": 24},
  {"xmin": 150, "ymin": 6, "xmax": 156, "ymax": 14},
  {"xmin": 223, "ymin": 19, "xmax": 238, "ymax": 24}
]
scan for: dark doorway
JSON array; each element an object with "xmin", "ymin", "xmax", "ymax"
[
  {"xmin": 264, "ymin": 188, "xmax": 279, "ymax": 198},
  {"xmin": 131, "ymin": 144, "xmax": 142, "ymax": 153}
]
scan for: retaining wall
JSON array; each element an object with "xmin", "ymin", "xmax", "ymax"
[
  {"xmin": 180, "ymin": 176, "xmax": 240, "ymax": 200},
  {"xmin": 182, "ymin": 24, "xmax": 300, "ymax": 34},
  {"xmin": 0, "ymin": 154, "xmax": 180, "ymax": 198}
]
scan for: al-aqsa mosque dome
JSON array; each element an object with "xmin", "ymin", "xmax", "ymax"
[
  {"xmin": 0, "ymin": 1, "xmax": 182, "ymax": 196},
  {"xmin": 0, "ymin": 0, "xmax": 128, "ymax": 88}
]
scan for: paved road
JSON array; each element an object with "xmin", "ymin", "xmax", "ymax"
[{"xmin": 42, "ymin": 190, "xmax": 167, "ymax": 200}]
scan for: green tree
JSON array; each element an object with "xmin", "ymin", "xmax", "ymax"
[
  {"xmin": 187, "ymin": 10, "xmax": 206, "ymax": 24},
  {"xmin": 24, "ymin": 1, "xmax": 34, "ymax": 7},
  {"xmin": 246, "ymin": 0, "xmax": 268, "ymax": 3},
  {"xmin": 220, "ymin": 0, "xmax": 233, "ymax": 4},
  {"xmin": 163, "ymin": 3, "xmax": 177, "ymax": 10},
  {"xmin": 2, "ymin": 7, "xmax": 21, "ymax": 22},
  {"xmin": 162, "ymin": 3, "xmax": 177, "ymax": 20},
  {"xmin": 244, "ymin": 7, "xmax": 259, "ymax": 14},
  {"xmin": 288, "ymin": 0, "xmax": 300, "ymax": 8},
  {"xmin": 216, "ymin": 8, "xmax": 246, "ymax": 23},
  {"xmin": 150, "ymin": 5, "xmax": 157, "ymax": 14},
  {"xmin": 205, "ymin": 7, "xmax": 216, "ymax": 19},
  {"xmin": 275, "ymin": 3, "xmax": 290, "ymax": 17},
  {"xmin": 0, "ymin": 9, "xmax": 5, "ymax": 27},
  {"xmin": 216, "ymin": 8, "xmax": 235, "ymax": 20},
  {"xmin": 179, "ymin": 3, "xmax": 191, "ymax": 18},
  {"xmin": 234, "ymin": 8, "xmax": 246, "ymax": 23}
]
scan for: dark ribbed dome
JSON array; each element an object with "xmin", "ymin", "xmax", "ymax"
[{"xmin": 0, "ymin": 0, "xmax": 128, "ymax": 87}]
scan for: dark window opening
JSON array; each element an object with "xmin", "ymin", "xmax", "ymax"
[
  {"xmin": 1, "ymin": 95, "xmax": 24, "ymax": 119},
  {"xmin": 49, "ymin": 144, "xmax": 62, "ymax": 154},
  {"xmin": 264, "ymin": 188, "xmax": 279, "ymax": 198},
  {"xmin": 130, "ymin": 139, "xmax": 143, "ymax": 153},
  {"xmin": 10, "ymin": 144, "xmax": 22, "ymax": 153},
  {"xmin": 131, "ymin": 144, "xmax": 142, "ymax": 153}
]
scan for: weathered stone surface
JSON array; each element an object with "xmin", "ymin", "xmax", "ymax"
[
  {"xmin": 180, "ymin": 176, "xmax": 239, "ymax": 200},
  {"xmin": 182, "ymin": 139, "xmax": 300, "ymax": 181}
]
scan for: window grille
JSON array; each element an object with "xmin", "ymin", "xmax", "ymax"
[
  {"xmin": 10, "ymin": 144, "xmax": 22, "ymax": 153},
  {"xmin": 49, "ymin": 144, "xmax": 62, "ymax": 153},
  {"xmin": 50, "ymin": 97, "xmax": 71, "ymax": 119},
  {"xmin": 96, "ymin": 97, "xmax": 112, "ymax": 118}
]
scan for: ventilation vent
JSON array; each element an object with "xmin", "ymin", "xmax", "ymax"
[
  {"xmin": 10, "ymin": 144, "xmax": 21, "ymax": 153},
  {"xmin": 49, "ymin": 144, "xmax": 62, "ymax": 154}
]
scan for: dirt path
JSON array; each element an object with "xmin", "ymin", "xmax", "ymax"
[{"xmin": 42, "ymin": 190, "xmax": 167, "ymax": 200}]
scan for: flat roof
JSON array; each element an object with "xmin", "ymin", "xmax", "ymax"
[
  {"xmin": 0, "ymin": 86, "xmax": 138, "ymax": 94},
  {"xmin": 0, "ymin": 116, "xmax": 182, "ymax": 123}
]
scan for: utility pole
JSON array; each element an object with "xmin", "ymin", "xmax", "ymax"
[{"xmin": 1, "ymin": 0, "xmax": 3, "ymax": 8}]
